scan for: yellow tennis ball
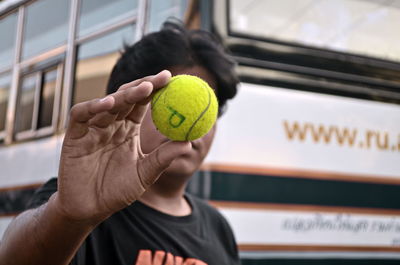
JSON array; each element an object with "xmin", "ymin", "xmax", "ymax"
[{"xmin": 151, "ymin": 74, "xmax": 218, "ymax": 141}]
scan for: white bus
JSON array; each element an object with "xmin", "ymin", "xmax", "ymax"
[{"xmin": 1, "ymin": 0, "xmax": 400, "ymax": 264}]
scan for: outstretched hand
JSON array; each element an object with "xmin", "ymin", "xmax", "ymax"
[{"xmin": 55, "ymin": 70, "xmax": 191, "ymax": 223}]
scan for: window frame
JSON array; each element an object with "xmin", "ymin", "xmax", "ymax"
[
  {"xmin": 0, "ymin": 0, "xmax": 149, "ymax": 145},
  {"xmin": 14, "ymin": 61, "xmax": 64, "ymax": 141}
]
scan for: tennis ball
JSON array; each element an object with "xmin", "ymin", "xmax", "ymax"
[{"xmin": 151, "ymin": 74, "xmax": 218, "ymax": 141}]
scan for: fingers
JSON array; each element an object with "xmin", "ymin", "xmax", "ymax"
[
  {"xmin": 118, "ymin": 70, "xmax": 171, "ymax": 93},
  {"xmin": 126, "ymin": 101, "xmax": 150, "ymax": 125},
  {"xmin": 68, "ymin": 81, "xmax": 152, "ymax": 139},
  {"xmin": 137, "ymin": 141, "xmax": 192, "ymax": 188},
  {"xmin": 68, "ymin": 96, "xmax": 115, "ymax": 139},
  {"xmin": 89, "ymin": 81, "xmax": 153, "ymax": 128},
  {"xmin": 110, "ymin": 70, "xmax": 172, "ymax": 124},
  {"xmin": 66, "ymin": 70, "xmax": 171, "ymax": 140},
  {"xmin": 111, "ymin": 70, "xmax": 172, "ymax": 124}
]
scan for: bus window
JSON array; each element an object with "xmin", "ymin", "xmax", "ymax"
[
  {"xmin": 148, "ymin": 0, "xmax": 188, "ymax": 32},
  {"xmin": 78, "ymin": 0, "xmax": 138, "ymax": 37},
  {"xmin": 0, "ymin": 72, "xmax": 11, "ymax": 139},
  {"xmin": 15, "ymin": 73, "xmax": 37, "ymax": 134},
  {"xmin": 230, "ymin": 0, "xmax": 400, "ymax": 63},
  {"xmin": 73, "ymin": 25, "xmax": 136, "ymax": 105},
  {"xmin": 22, "ymin": 0, "xmax": 69, "ymax": 60},
  {"xmin": 0, "ymin": 12, "xmax": 17, "ymax": 70},
  {"xmin": 14, "ymin": 64, "xmax": 63, "ymax": 140},
  {"xmin": 38, "ymin": 67, "xmax": 58, "ymax": 129}
]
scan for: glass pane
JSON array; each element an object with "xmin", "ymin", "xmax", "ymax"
[
  {"xmin": 38, "ymin": 67, "xmax": 57, "ymax": 128},
  {"xmin": 74, "ymin": 25, "xmax": 136, "ymax": 105},
  {"xmin": 0, "ymin": 72, "xmax": 11, "ymax": 132},
  {"xmin": 15, "ymin": 74, "xmax": 37, "ymax": 133},
  {"xmin": 79, "ymin": 0, "xmax": 138, "ymax": 37},
  {"xmin": 0, "ymin": 12, "xmax": 17, "ymax": 69},
  {"xmin": 22, "ymin": 0, "xmax": 69, "ymax": 60},
  {"xmin": 230, "ymin": 0, "xmax": 400, "ymax": 62},
  {"xmin": 148, "ymin": 0, "xmax": 188, "ymax": 32}
]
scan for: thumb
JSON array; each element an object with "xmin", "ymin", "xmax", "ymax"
[{"xmin": 137, "ymin": 141, "xmax": 192, "ymax": 188}]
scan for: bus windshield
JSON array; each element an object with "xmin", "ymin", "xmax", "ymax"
[{"xmin": 230, "ymin": 0, "xmax": 400, "ymax": 63}]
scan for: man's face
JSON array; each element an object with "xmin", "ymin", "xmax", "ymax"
[{"xmin": 139, "ymin": 65, "xmax": 218, "ymax": 178}]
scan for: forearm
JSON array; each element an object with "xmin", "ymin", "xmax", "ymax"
[{"xmin": 0, "ymin": 193, "xmax": 98, "ymax": 265}]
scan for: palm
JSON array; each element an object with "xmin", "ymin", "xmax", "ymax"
[{"xmin": 56, "ymin": 71, "xmax": 191, "ymax": 222}]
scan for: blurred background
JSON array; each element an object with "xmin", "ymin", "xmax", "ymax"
[{"xmin": 0, "ymin": 0, "xmax": 400, "ymax": 264}]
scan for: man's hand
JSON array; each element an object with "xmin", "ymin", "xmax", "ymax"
[
  {"xmin": 0, "ymin": 71, "xmax": 191, "ymax": 265},
  {"xmin": 55, "ymin": 70, "xmax": 191, "ymax": 223}
]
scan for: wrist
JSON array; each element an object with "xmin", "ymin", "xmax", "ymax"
[{"xmin": 48, "ymin": 192, "xmax": 106, "ymax": 229}]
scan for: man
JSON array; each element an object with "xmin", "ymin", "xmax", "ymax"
[{"xmin": 0, "ymin": 20, "xmax": 239, "ymax": 265}]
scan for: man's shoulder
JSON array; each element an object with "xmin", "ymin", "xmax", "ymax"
[
  {"xmin": 187, "ymin": 194, "xmax": 239, "ymax": 260},
  {"xmin": 187, "ymin": 194, "xmax": 228, "ymax": 224},
  {"xmin": 187, "ymin": 194, "xmax": 216, "ymax": 212}
]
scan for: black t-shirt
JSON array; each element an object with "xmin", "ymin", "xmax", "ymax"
[{"xmin": 28, "ymin": 178, "xmax": 240, "ymax": 265}]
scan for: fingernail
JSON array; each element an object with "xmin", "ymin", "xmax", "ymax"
[{"xmin": 159, "ymin": 70, "xmax": 171, "ymax": 77}]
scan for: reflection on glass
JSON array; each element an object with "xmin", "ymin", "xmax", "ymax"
[
  {"xmin": 79, "ymin": 0, "xmax": 138, "ymax": 37},
  {"xmin": 0, "ymin": 73, "xmax": 11, "ymax": 132},
  {"xmin": 38, "ymin": 68, "xmax": 57, "ymax": 128},
  {"xmin": 22, "ymin": 0, "xmax": 69, "ymax": 59},
  {"xmin": 230, "ymin": 0, "xmax": 400, "ymax": 62},
  {"xmin": 74, "ymin": 25, "xmax": 136, "ymax": 105},
  {"xmin": 15, "ymin": 74, "xmax": 37, "ymax": 133},
  {"xmin": 0, "ymin": 13, "xmax": 17, "ymax": 69},
  {"xmin": 148, "ymin": 0, "xmax": 187, "ymax": 32}
]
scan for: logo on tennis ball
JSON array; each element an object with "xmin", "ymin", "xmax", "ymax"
[{"xmin": 167, "ymin": 106, "xmax": 186, "ymax": 128}]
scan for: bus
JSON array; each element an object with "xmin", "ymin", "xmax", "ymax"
[{"xmin": 1, "ymin": 0, "xmax": 400, "ymax": 264}]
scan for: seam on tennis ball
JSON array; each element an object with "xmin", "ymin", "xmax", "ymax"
[
  {"xmin": 184, "ymin": 81, "xmax": 212, "ymax": 141},
  {"xmin": 151, "ymin": 90, "xmax": 164, "ymax": 112},
  {"xmin": 151, "ymin": 78, "xmax": 179, "ymax": 111}
]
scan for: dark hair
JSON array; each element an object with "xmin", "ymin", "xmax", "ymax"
[{"xmin": 106, "ymin": 19, "xmax": 238, "ymax": 116}]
